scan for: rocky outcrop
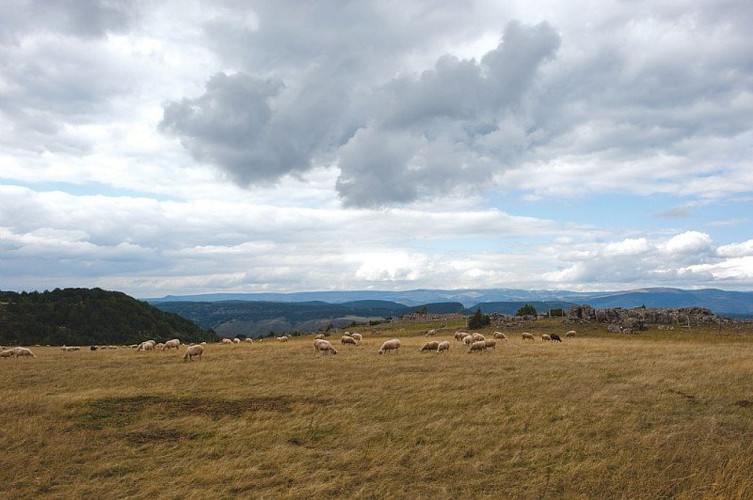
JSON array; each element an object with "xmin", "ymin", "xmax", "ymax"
[{"xmin": 566, "ymin": 305, "xmax": 727, "ymax": 333}]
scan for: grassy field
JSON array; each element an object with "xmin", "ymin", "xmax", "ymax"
[{"xmin": 2, "ymin": 318, "xmax": 753, "ymax": 498}]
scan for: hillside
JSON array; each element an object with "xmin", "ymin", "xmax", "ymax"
[
  {"xmin": 0, "ymin": 288, "xmax": 212, "ymax": 346},
  {"xmin": 152, "ymin": 299, "xmax": 466, "ymax": 337}
]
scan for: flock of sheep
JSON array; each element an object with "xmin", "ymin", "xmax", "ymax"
[{"xmin": 0, "ymin": 328, "xmax": 577, "ymax": 362}]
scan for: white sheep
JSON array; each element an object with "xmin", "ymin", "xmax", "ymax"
[
  {"xmin": 245, "ymin": 338, "xmax": 254, "ymax": 343},
  {"xmin": 233, "ymin": 338, "xmax": 241, "ymax": 344},
  {"xmin": 493, "ymin": 331, "xmax": 507, "ymax": 340},
  {"xmin": 162, "ymin": 338, "xmax": 181, "ymax": 350},
  {"xmin": 420, "ymin": 341, "xmax": 440, "ymax": 353},
  {"xmin": 541, "ymin": 334, "xmax": 551, "ymax": 342},
  {"xmin": 565, "ymin": 330, "xmax": 577, "ymax": 338},
  {"xmin": 350, "ymin": 333, "xmax": 363, "ymax": 342},
  {"xmin": 314, "ymin": 339, "xmax": 338, "ymax": 355},
  {"xmin": 276, "ymin": 336, "xmax": 289, "ymax": 342},
  {"xmin": 1, "ymin": 349, "xmax": 15, "ymax": 358},
  {"xmin": 454, "ymin": 331, "xmax": 469, "ymax": 341},
  {"xmin": 522, "ymin": 332, "xmax": 535, "ymax": 341},
  {"xmin": 14, "ymin": 347, "xmax": 36, "ymax": 358},
  {"xmin": 341, "ymin": 335, "xmax": 358, "ymax": 346},
  {"xmin": 61, "ymin": 346, "xmax": 81, "ymax": 352},
  {"xmin": 136, "ymin": 340, "xmax": 156, "ymax": 351},
  {"xmin": 462, "ymin": 335, "xmax": 474, "ymax": 345},
  {"xmin": 484, "ymin": 339, "xmax": 497, "ymax": 350},
  {"xmin": 425, "ymin": 329, "xmax": 436, "ymax": 337},
  {"xmin": 437, "ymin": 341, "xmax": 450, "ymax": 353},
  {"xmin": 468, "ymin": 341, "xmax": 487, "ymax": 353},
  {"xmin": 314, "ymin": 333, "xmax": 325, "ymax": 340},
  {"xmin": 221, "ymin": 338, "xmax": 232, "ymax": 344},
  {"xmin": 378, "ymin": 339, "xmax": 401, "ymax": 354},
  {"xmin": 472, "ymin": 333, "xmax": 485, "ymax": 342},
  {"xmin": 183, "ymin": 344, "xmax": 204, "ymax": 361}
]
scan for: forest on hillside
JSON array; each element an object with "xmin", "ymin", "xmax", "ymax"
[{"xmin": 0, "ymin": 288, "xmax": 213, "ymax": 346}]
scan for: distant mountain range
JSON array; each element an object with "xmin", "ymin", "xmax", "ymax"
[
  {"xmin": 147, "ymin": 287, "xmax": 753, "ymax": 337},
  {"xmin": 147, "ymin": 287, "xmax": 753, "ymax": 315}
]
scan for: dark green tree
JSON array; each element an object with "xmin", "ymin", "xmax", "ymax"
[
  {"xmin": 515, "ymin": 304, "xmax": 538, "ymax": 317},
  {"xmin": 467, "ymin": 308, "xmax": 491, "ymax": 330}
]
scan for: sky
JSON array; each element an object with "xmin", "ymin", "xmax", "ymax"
[{"xmin": 1, "ymin": 0, "xmax": 753, "ymax": 298}]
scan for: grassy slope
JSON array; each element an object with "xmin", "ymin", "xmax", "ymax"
[{"xmin": 1, "ymin": 319, "xmax": 753, "ymax": 498}]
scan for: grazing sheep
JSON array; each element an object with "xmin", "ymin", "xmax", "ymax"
[
  {"xmin": 550, "ymin": 334, "xmax": 562, "ymax": 342},
  {"xmin": 425, "ymin": 329, "xmax": 436, "ymax": 337},
  {"xmin": 276, "ymin": 336, "xmax": 289, "ymax": 342},
  {"xmin": 483, "ymin": 339, "xmax": 497, "ymax": 350},
  {"xmin": 420, "ymin": 341, "xmax": 440, "ymax": 353},
  {"xmin": 493, "ymin": 331, "xmax": 507, "ymax": 340},
  {"xmin": 437, "ymin": 341, "xmax": 450, "ymax": 353},
  {"xmin": 183, "ymin": 344, "xmax": 204, "ymax": 361},
  {"xmin": 1, "ymin": 349, "xmax": 15, "ymax": 358},
  {"xmin": 454, "ymin": 331, "xmax": 468, "ymax": 341},
  {"xmin": 341, "ymin": 335, "xmax": 358, "ymax": 346},
  {"xmin": 462, "ymin": 335, "xmax": 474, "ymax": 345},
  {"xmin": 522, "ymin": 332, "xmax": 535, "ymax": 341},
  {"xmin": 350, "ymin": 333, "xmax": 363, "ymax": 342},
  {"xmin": 541, "ymin": 334, "xmax": 551, "ymax": 342},
  {"xmin": 163, "ymin": 338, "xmax": 181, "ymax": 351},
  {"xmin": 61, "ymin": 346, "xmax": 81, "ymax": 352},
  {"xmin": 314, "ymin": 339, "xmax": 337, "ymax": 355},
  {"xmin": 468, "ymin": 341, "xmax": 487, "ymax": 353},
  {"xmin": 565, "ymin": 330, "xmax": 576, "ymax": 338},
  {"xmin": 245, "ymin": 338, "xmax": 254, "ymax": 343},
  {"xmin": 471, "ymin": 333, "xmax": 485, "ymax": 342},
  {"xmin": 378, "ymin": 339, "xmax": 401, "ymax": 355},
  {"xmin": 233, "ymin": 338, "xmax": 241, "ymax": 344},
  {"xmin": 136, "ymin": 340, "xmax": 156, "ymax": 351},
  {"xmin": 314, "ymin": 333, "xmax": 325, "ymax": 340},
  {"xmin": 14, "ymin": 347, "xmax": 36, "ymax": 358}
]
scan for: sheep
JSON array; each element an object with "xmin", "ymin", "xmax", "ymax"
[
  {"xmin": 136, "ymin": 340, "xmax": 156, "ymax": 351},
  {"xmin": 183, "ymin": 344, "xmax": 204, "ymax": 361},
  {"xmin": 314, "ymin": 333, "xmax": 325, "ymax": 340},
  {"xmin": 341, "ymin": 335, "xmax": 358, "ymax": 346},
  {"xmin": 454, "ymin": 331, "xmax": 469, "ymax": 341},
  {"xmin": 437, "ymin": 341, "xmax": 450, "ymax": 353},
  {"xmin": 378, "ymin": 339, "xmax": 401, "ymax": 354},
  {"xmin": 462, "ymin": 335, "xmax": 474, "ymax": 345},
  {"xmin": 350, "ymin": 333, "xmax": 363, "ymax": 342},
  {"xmin": 245, "ymin": 338, "xmax": 254, "ymax": 343},
  {"xmin": 493, "ymin": 331, "xmax": 507, "ymax": 340},
  {"xmin": 61, "ymin": 346, "xmax": 80, "ymax": 352},
  {"xmin": 314, "ymin": 339, "xmax": 337, "ymax": 355},
  {"xmin": 163, "ymin": 339, "xmax": 180, "ymax": 351},
  {"xmin": 276, "ymin": 336, "xmax": 289, "ymax": 342},
  {"xmin": 468, "ymin": 341, "xmax": 487, "ymax": 353},
  {"xmin": 14, "ymin": 347, "xmax": 36, "ymax": 358},
  {"xmin": 521, "ymin": 332, "xmax": 535, "ymax": 341},
  {"xmin": 420, "ymin": 341, "xmax": 440, "ymax": 353},
  {"xmin": 1, "ymin": 349, "xmax": 15, "ymax": 358},
  {"xmin": 233, "ymin": 338, "xmax": 241, "ymax": 344},
  {"xmin": 483, "ymin": 339, "xmax": 497, "ymax": 350},
  {"xmin": 541, "ymin": 334, "xmax": 551, "ymax": 342},
  {"xmin": 471, "ymin": 333, "xmax": 485, "ymax": 342},
  {"xmin": 221, "ymin": 338, "xmax": 233, "ymax": 344},
  {"xmin": 425, "ymin": 329, "xmax": 436, "ymax": 337},
  {"xmin": 565, "ymin": 330, "xmax": 576, "ymax": 338},
  {"xmin": 550, "ymin": 334, "xmax": 562, "ymax": 342},
  {"xmin": 155, "ymin": 343, "xmax": 165, "ymax": 350}
]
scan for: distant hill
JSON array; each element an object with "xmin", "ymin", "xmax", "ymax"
[
  {"xmin": 146, "ymin": 287, "xmax": 753, "ymax": 315},
  {"xmin": 469, "ymin": 301, "xmax": 576, "ymax": 315},
  {"xmin": 0, "ymin": 288, "xmax": 212, "ymax": 346}
]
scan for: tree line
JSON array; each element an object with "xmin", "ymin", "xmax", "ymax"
[{"xmin": 0, "ymin": 288, "xmax": 215, "ymax": 346}]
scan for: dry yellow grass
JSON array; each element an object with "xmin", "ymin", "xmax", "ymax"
[{"xmin": 1, "ymin": 319, "xmax": 753, "ymax": 498}]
